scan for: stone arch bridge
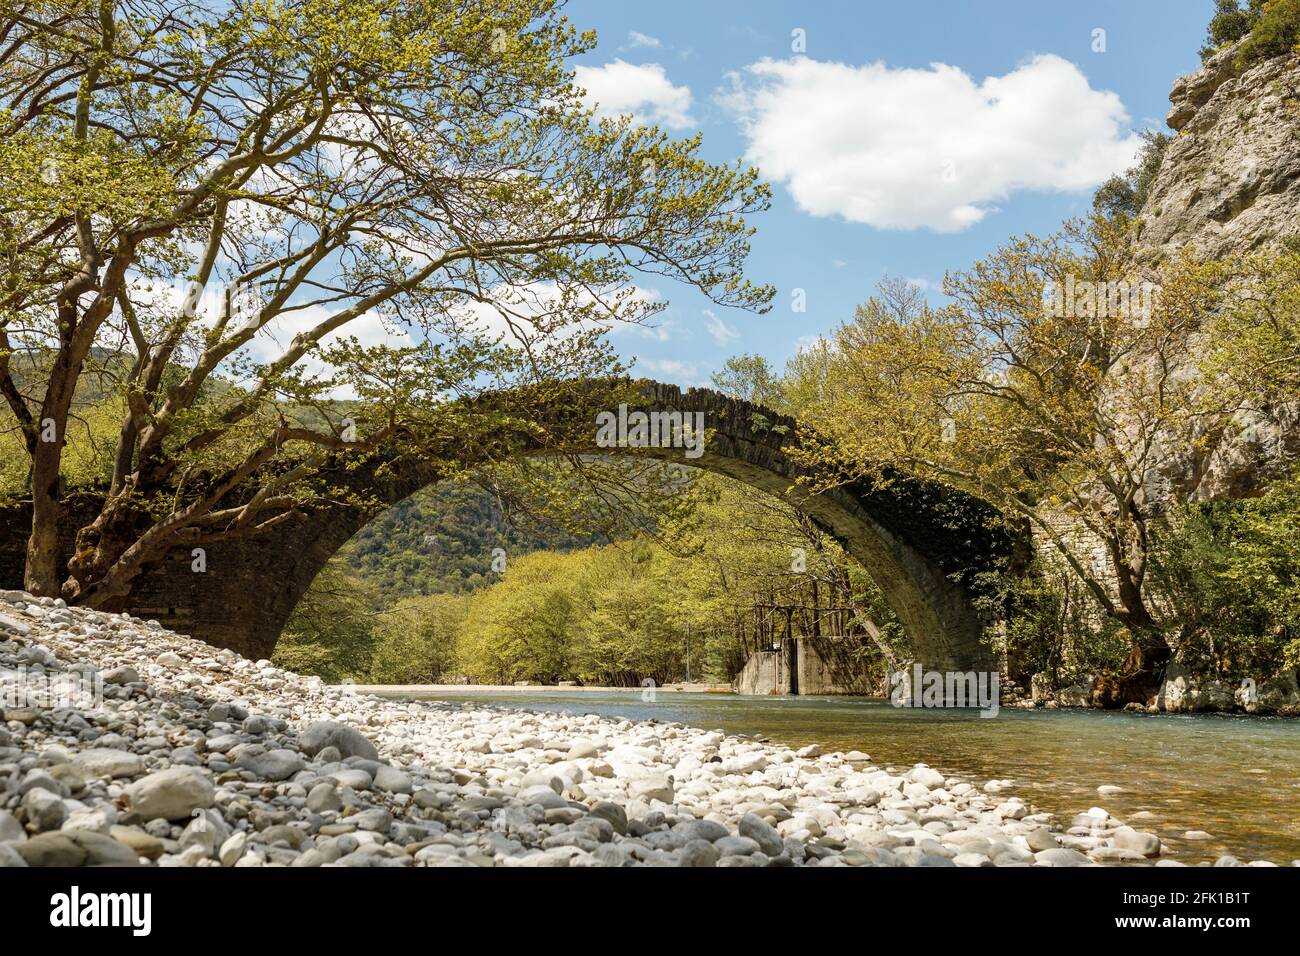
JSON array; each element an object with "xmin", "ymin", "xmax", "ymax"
[{"xmin": 0, "ymin": 382, "xmax": 1015, "ymax": 673}]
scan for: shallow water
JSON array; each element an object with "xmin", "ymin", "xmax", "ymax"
[{"xmin": 386, "ymin": 688, "xmax": 1300, "ymax": 864}]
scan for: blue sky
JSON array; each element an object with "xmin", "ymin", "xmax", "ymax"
[{"xmin": 560, "ymin": 0, "xmax": 1212, "ymax": 386}]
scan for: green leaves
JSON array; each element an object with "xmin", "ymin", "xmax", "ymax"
[
  {"xmin": 1, "ymin": 0, "xmax": 775, "ymax": 603},
  {"xmin": 1201, "ymin": 251, "xmax": 1300, "ymax": 401},
  {"xmin": 1149, "ymin": 471, "xmax": 1300, "ymax": 677}
]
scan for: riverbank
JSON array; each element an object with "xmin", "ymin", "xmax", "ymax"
[
  {"xmin": 0, "ymin": 591, "xmax": 1286, "ymax": 867},
  {"xmin": 356, "ymin": 677, "xmax": 1300, "ymax": 718},
  {"xmin": 352, "ymin": 682, "xmax": 733, "ymax": 696}
]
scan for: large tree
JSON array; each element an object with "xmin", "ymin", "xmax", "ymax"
[
  {"xmin": 786, "ymin": 217, "xmax": 1234, "ymax": 702},
  {"xmin": 0, "ymin": 0, "xmax": 772, "ymax": 605}
]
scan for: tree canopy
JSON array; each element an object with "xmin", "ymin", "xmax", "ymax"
[{"xmin": 0, "ymin": 0, "xmax": 773, "ymax": 606}]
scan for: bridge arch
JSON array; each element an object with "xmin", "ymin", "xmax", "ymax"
[{"xmin": 98, "ymin": 382, "xmax": 1014, "ymax": 674}]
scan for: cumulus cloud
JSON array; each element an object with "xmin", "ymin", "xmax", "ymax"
[
  {"xmin": 625, "ymin": 31, "xmax": 661, "ymax": 49},
  {"xmin": 722, "ymin": 54, "xmax": 1143, "ymax": 232},
  {"xmin": 638, "ymin": 356, "xmax": 706, "ymax": 385},
  {"xmin": 703, "ymin": 309, "xmax": 739, "ymax": 346},
  {"xmin": 575, "ymin": 59, "xmax": 694, "ymax": 129}
]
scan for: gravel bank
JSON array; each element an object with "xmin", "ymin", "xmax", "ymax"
[{"xmin": 0, "ymin": 591, "xmax": 1281, "ymax": 868}]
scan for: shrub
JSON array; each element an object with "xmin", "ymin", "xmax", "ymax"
[
  {"xmin": 1093, "ymin": 131, "xmax": 1170, "ymax": 220},
  {"xmin": 1148, "ymin": 471, "xmax": 1300, "ymax": 678},
  {"xmin": 1201, "ymin": 0, "xmax": 1300, "ymax": 69},
  {"xmin": 1236, "ymin": 0, "xmax": 1300, "ymax": 69},
  {"xmin": 272, "ymin": 565, "xmax": 381, "ymax": 682},
  {"xmin": 369, "ymin": 594, "xmax": 469, "ymax": 684},
  {"xmin": 1202, "ymin": 0, "xmax": 1267, "ymax": 60},
  {"xmin": 992, "ymin": 561, "xmax": 1130, "ymax": 689}
]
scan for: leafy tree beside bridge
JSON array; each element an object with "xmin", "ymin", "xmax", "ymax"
[{"xmin": 0, "ymin": 0, "xmax": 772, "ymax": 608}]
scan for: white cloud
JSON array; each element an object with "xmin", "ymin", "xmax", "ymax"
[
  {"xmin": 441, "ymin": 282, "xmax": 666, "ymax": 349},
  {"xmin": 638, "ymin": 357, "xmax": 706, "ymax": 385},
  {"xmin": 575, "ymin": 59, "xmax": 694, "ymax": 129},
  {"xmin": 703, "ymin": 309, "xmax": 739, "ymax": 347},
  {"xmin": 722, "ymin": 54, "xmax": 1143, "ymax": 232},
  {"xmin": 617, "ymin": 317, "xmax": 675, "ymax": 343},
  {"xmin": 625, "ymin": 31, "xmax": 661, "ymax": 49},
  {"xmin": 249, "ymin": 304, "xmax": 413, "ymax": 398}
]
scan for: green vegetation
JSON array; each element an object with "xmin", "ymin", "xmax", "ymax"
[
  {"xmin": 343, "ymin": 480, "xmax": 601, "ymax": 605},
  {"xmin": 784, "ymin": 223, "xmax": 1224, "ymax": 647},
  {"xmin": 272, "ymin": 564, "xmax": 382, "ymax": 683},
  {"xmin": 369, "ymin": 594, "xmax": 471, "ymax": 685},
  {"xmin": 1093, "ymin": 131, "xmax": 1170, "ymax": 221},
  {"xmin": 4, "ymin": 0, "xmax": 1297, "ymax": 707},
  {"xmin": 709, "ymin": 354, "xmax": 787, "ymax": 409},
  {"xmin": 1, "ymin": 0, "xmax": 772, "ymax": 608},
  {"xmin": 1148, "ymin": 472, "xmax": 1300, "ymax": 679},
  {"xmin": 768, "ymin": 224, "xmax": 1297, "ymax": 701},
  {"xmin": 275, "ymin": 566, "xmax": 470, "ymax": 684},
  {"xmin": 278, "ymin": 236, "xmax": 1300, "ymax": 699},
  {"xmin": 1204, "ymin": 0, "xmax": 1268, "ymax": 56},
  {"xmin": 278, "ymin": 471, "xmax": 901, "ymax": 687},
  {"xmin": 1201, "ymin": 0, "xmax": 1300, "ymax": 69}
]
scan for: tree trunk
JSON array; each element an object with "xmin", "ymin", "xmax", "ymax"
[
  {"xmin": 1092, "ymin": 631, "xmax": 1171, "ymax": 708},
  {"xmin": 1093, "ymin": 585, "xmax": 1170, "ymax": 709},
  {"xmin": 24, "ymin": 475, "xmax": 62, "ymax": 596},
  {"xmin": 1090, "ymin": 528, "xmax": 1170, "ymax": 708},
  {"xmin": 810, "ymin": 577, "xmax": 821, "ymax": 637},
  {"xmin": 24, "ymin": 323, "xmax": 95, "ymax": 595},
  {"xmin": 25, "ymin": 386, "xmax": 72, "ymax": 596},
  {"xmin": 62, "ymin": 492, "xmax": 147, "ymax": 603}
]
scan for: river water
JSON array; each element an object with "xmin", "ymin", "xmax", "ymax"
[{"xmin": 388, "ymin": 688, "xmax": 1300, "ymax": 864}]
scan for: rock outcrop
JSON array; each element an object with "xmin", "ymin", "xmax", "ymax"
[
  {"xmin": 1128, "ymin": 46, "xmax": 1300, "ymax": 503},
  {"xmin": 1137, "ymin": 44, "xmax": 1300, "ymax": 266}
]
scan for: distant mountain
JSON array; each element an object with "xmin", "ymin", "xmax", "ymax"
[{"xmin": 337, "ymin": 479, "xmax": 602, "ymax": 605}]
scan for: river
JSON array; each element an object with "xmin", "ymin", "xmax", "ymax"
[{"xmin": 384, "ymin": 687, "xmax": 1300, "ymax": 864}]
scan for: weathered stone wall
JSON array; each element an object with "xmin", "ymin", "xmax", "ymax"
[
  {"xmin": 0, "ymin": 497, "xmax": 370, "ymax": 660},
  {"xmin": 734, "ymin": 648, "xmax": 782, "ymax": 696},
  {"xmin": 797, "ymin": 636, "xmax": 880, "ymax": 696},
  {"xmin": 733, "ymin": 636, "xmax": 880, "ymax": 696}
]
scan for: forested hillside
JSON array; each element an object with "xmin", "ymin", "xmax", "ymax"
[
  {"xmin": 276, "ymin": 468, "xmax": 904, "ymax": 687},
  {"xmin": 342, "ymin": 480, "xmax": 603, "ymax": 605}
]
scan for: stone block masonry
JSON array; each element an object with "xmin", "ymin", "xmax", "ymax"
[
  {"xmin": 734, "ymin": 636, "xmax": 879, "ymax": 696},
  {"xmin": 0, "ymin": 382, "xmax": 1016, "ymax": 675}
]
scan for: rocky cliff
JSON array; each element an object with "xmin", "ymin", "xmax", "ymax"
[
  {"xmin": 1134, "ymin": 44, "xmax": 1300, "ymax": 502},
  {"xmin": 1137, "ymin": 43, "xmax": 1300, "ymax": 266}
]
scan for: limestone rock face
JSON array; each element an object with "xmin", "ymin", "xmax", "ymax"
[
  {"xmin": 1130, "ymin": 48, "xmax": 1300, "ymax": 503},
  {"xmin": 1164, "ymin": 45, "xmax": 1239, "ymax": 132},
  {"xmin": 1139, "ymin": 47, "xmax": 1300, "ymax": 267}
]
